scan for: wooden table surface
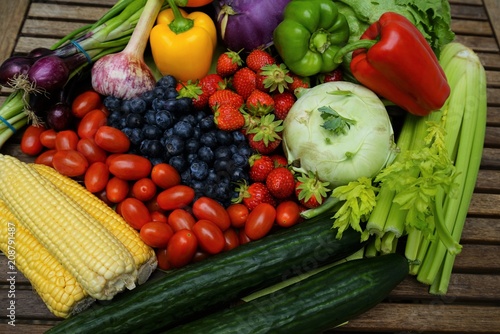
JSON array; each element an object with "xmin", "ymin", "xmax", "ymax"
[{"xmin": 0, "ymin": 0, "xmax": 499, "ymax": 333}]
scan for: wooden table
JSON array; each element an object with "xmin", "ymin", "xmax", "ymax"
[{"xmin": 1, "ymin": 0, "xmax": 499, "ymax": 333}]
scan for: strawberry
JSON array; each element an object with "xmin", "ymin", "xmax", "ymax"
[
  {"xmin": 216, "ymin": 50, "xmax": 243, "ymax": 77},
  {"xmin": 316, "ymin": 68, "xmax": 343, "ymax": 84},
  {"xmin": 214, "ymin": 104, "xmax": 245, "ymax": 131},
  {"xmin": 246, "ymin": 114, "xmax": 283, "ymax": 155},
  {"xmin": 246, "ymin": 49, "xmax": 276, "ymax": 72},
  {"xmin": 208, "ymin": 89, "xmax": 244, "ymax": 111},
  {"xmin": 266, "ymin": 167, "xmax": 295, "ymax": 199},
  {"xmin": 235, "ymin": 182, "xmax": 276, "ymax": 211},
  {"xmin": 176, "ymin": 80, "xmax": 207, "ymax": 110},
  {"xmin": 294, "ymin": 171, "xmax": 330, "ymax": 209},
  {"xmin": 200, "ymin": 73, "xmax": 225, "ymax": 96},
  {"xmin": 258, "ymin": 63, "xmax": 293, "ymax": 93},
  {"xmin": 246, "ymin": 90, "xmax": 274, "ymax": 116},
  {"xmin": 232, "ymin": 67, "xmax": 256, "ymax": 100},
  {"xmin": 272, "ymin": 91, "xmax": 296, "ymax": 120},
  {"xmin": 270, "ymin": 154, "xmax": 288, "ymax": 168},
  {"xmin": 288, "ymin": 73, "xmax": 310, "ymax": 94},
  {"xmin": 248, "ymin": 154, "xmax": 274, "ymax": 182}
]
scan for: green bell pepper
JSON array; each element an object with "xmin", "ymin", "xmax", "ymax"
[{"xmin": 273, "ymin": 0, "xmax": 350, "ymax": 77}]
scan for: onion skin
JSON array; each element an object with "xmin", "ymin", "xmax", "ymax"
[
  {"xmin": 91, "ymin": 52, "xmax": 156, "ymax": 100},
  {"xmin": 215, "ymin": 0, "xmax": 291, "ymax": 52},
  {"xmin": 28, "ymin": 55, "xmax": 70, "ymax": 92},
  {"xmin": 0, "ymin": 56, "xmax": 34, "ymax": 87}
]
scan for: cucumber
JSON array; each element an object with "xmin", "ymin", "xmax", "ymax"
[
  {"xmin": 164, "ymin": 253, "xmax": 409, "ymax": 334},
  {"xmin": 47, "ymin": 213, "xmax": 365, "ymax": 334}
]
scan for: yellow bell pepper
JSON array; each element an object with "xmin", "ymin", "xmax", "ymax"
[{"xmin": 150, "ymin": 0, "xmax": 217, "ymax": 82}]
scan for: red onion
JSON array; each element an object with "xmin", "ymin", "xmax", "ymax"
[
  {"xmin": 0, "ymin": 56, "xmax": 34, "ymax": 87},
  {"xmin": 91, "ymin": 0, "xmax": 162, "ymax": 100},
  {"xmin": 215, "ymin": 0, "xmax": 291, "ymax": 52}
]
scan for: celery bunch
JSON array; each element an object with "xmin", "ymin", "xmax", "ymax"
[{"xmin": 366, "ymin": 42, "xmax": 487, "ymax": 294}]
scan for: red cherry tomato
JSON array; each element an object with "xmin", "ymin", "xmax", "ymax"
[
  {"xmin": 155, "ymin": 248, "xmax": 171, "ymax": 270},
  {"xmin": 226, "ymin": 203, "xmax": 249, "ymax": 229},
  {"xmin": 156, "ymin": 185, "xmax": 195, "ymax": 211},
  {"xmin": 55, "ymin": 130, "xmax": 79, "ymax": 151},
  {"xmin": 77, "ymin": 109, "xmax": 107, "ymax": 139},
  {"xmin": 131, "ymin": 178, "xmax": 157, "ymax": 202},
  {"xmin": 245, "ymin": 203, "xmax": 276, "ymax": 240},
  {"xmin": 20, "ymin": 125, "xmax": 46, "ymax": 156},
  {"xmin": 150, "ymin": 210, "xmax": 168, "ymax": 224},
  {"xmin": 39, "ymin": 128, "xmax": 57, "ymax": 149},
  {"xmin": 120, "ymin": 197, "xmax": 152, "ymax": 230},
  {"xmin": 52, "ymin": 149, "xmax": 89, "ymax": 177},
  {"xmin": 192, "ymin": 219, "xmax": 225, "ymax": 255},
  {"xmin": 76, "ymin": 138, "xmax": 108, "ymax": 164},
  {"xmin": 167, "ymin": 209, "xmax": 196, "ymax": 231},
  {"xmin": 150, "ymin": 163, "xmax": 181, "ymax": 189},
  {"xmin": 108, "ymin": 154, "xmax": 152, "ymax": 180},
  {"xmin": 72, "ymin": 90, "xmax": 102, "ymax": 118},
  {"xmin": 223, "ymin": 228, "xmax": 240, "ymax": 251},
  {"xmin": 192, "ymin": 250, "xmax": 210, "ymax": 263},
  {"xmin": 84, "ymin": 162, "xmax": 109, "ymax": 193},
  {"xmin": 140, "ymin": 221, "xmax": 174, "ymax": 248},
  {"xmin": 167, "ymin": 229, "xmax": 198, "ymax": 268},
  {"xmin": 275, "ymin": 200, "xmax": 301, "ymax": 228},
  {"xmin": 192, "ymin": 197, "xmax": 231, "ymax": 231},
  {"xmin": 239, "ymin": 229, "xmax": 252, "ymax": 245},
  {"xmin": 94, "ymin": 126, "xmax": 130, "ymax": 153},
  {"xmin": 106, "ymin": 176, "xmax": 130, "ymax": 203},
  {"xmin": 185, "ymin": 0, "xmax": 213, "ymax": 7},
  {"xmin": 35, "ymin": 149, "xmax": 56, "ymax": 167}
]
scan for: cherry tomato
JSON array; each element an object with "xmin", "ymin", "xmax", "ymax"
[
  {"xmin": 94, "ymin": 126, "xmax": 130, "ymax": 153},
  {"xmin": 76, "ymin": 138, "xmax": 107, "ymax": 164},
  {"xmin": 106, "ymin": 176, "xmax": 130, "ymax": 203},
  {"xmin": 192, "ymin": 250, "xmax": 210, "ymax": 263},
  {"xmin": 84, "ymin": 161, "xmax": 109, "ymax": 193},
  {"xmin": 52, "ymin": 149, "xmax": 89, "ymax": 177},
  {"xmin": 108, "ymin": 154, "xmax": 152, "ymax": 180},
  {"xmin": 244, "ymin": 203, "xmax": 276, "ymax": 240},
  {"xmin": 140, "ymin": 221, "xmax": 174, "ymax": 248},
  {"xmin": 185, "ymin": 0, "xmax": 213, "ymax": 7},
  {"xmin": 156, "ymin": 185, "xmax": 195, "ymax": 211},
  {"xmin": 192, "ymin": 219, "xmax": 225, "ymax": 255},
  {"xmin": 120, "ymin": 197, "xmax": 152, "ymax": 230},
  {"xmin": 39, "ymin": 128, "xmax": 57, "ymax": 149},
  {"xmin": 35, "ymin": 149, "xmax": 56, "ymax": 166},
  {"xmin": 192, "ymin": 197, "xmax": 231, "ymax": 231},
  {"xmin": 167, "ymin": 208, "xmax": 196, "ymax": 231},
  {"xmin": 275, "ymin": 201, "xmax": 301, "ymax": 228},
  {"xmin": 150, "ymin": 163, "xmax": 181, "ymax": 189},
  {"xmin": 238, "ymin": 229, "xmax": 252, "ymax": 245},
  {"xmin": 150, "ymin": 210, "xmax": 168, "ymax": 224},
  {"xmin": 226, "ymin": 203, "xmax": 249, "ymax": 229},
  {"xmin": 72, "ymin": 90, "xmax": 102, "ymax": 118},
  {"xmin": 131, "ymin": 178, "xmax": 157, "ymax": 202},
  {"xmin": 155, "ymin": 248, "xmax": 171, "ymax": 270},
  {"xmin": 167, "ymin": 229, "xmax": 198, "ymax": 268},
  {"xmin": 77, "ymin": 109, "xmax": 107, "ymax": 139},
  {"xmin": 223, "ymin": 228, "xmax": 240, "ymax": 251},
  {"xmin": 20, "ymin": 125, "xmax": 46, "ymax": 155},
  {"xmin": 55, "ymin": 130, "xmax": 79, "ymax": 151}
]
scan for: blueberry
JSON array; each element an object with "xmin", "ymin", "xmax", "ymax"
[
  {"xmin": 153, "ymin": 87, "xmax": 166, "ymax": 99},
  {"xmin": 141, "ymin": 124, "xmax": 162, "ymax": 140},
  {"xmin": 173, "ymin": 120, "xmax": 194, "ymax": 139},
  {"xmin": 187, "ymin": 153, "xmax": 198, "ymax": 164},
  {"xmin": 144, "ymin": 110, "xmax": 156, "ymax": 125},
  {"xmin": 194, "ymin": 109, "xmax": 208, "ymax": 122},
  {"xmin": 163, "ymin": 128, "xmax": 174, "ymax": 139},
  {"xmin": 152, "ymin": 98, "xmax": 169, "ymax": 111},
  {"xmin": 103, "ymin": 96, "xmax": 122, "ymax": 112},
  {"xmin": 192, "ymin": 126, "xmax": 201, "ymax": 139},
  {"xmin": 232, "ymin": 130, "xmax": 246, "ymax": 144},
  {"xmin": 215, "ymin": 130, "xmax": 233, "ymax": 146},
  {"xmin": 107, "ymin": 111, "xmax": 122, "ymax": 128},
  {"xmin": 214, "ymin": 158, "xmax": 230, "ymax": 172},
  {"xmin": 200, "ymin": 131, "xmax": 218, "ymax": 148},
  {"xmin": 190, "ymin": 161, "xmax": 209, "ymax": 180},
  {"xmin": 140, "ymin": 139, "xmax": 163, "ymax": 158},
  {"xmin": 169, "ymin": 155, "xmax": 188, "ymax": 173},
  {"xmin": 121, "ymin": 127, "xmax": 132, "ymax": 139},
  {"xmin": 157, "ymin": 75, "xmax": 177, "ymax": 89},
  {"xmin": 155, "ymin": 110, "xmax": 174, "ymax": 130},
  {"xmin": 164, "ymin": 88, "xmax": 179, "ymax": 100},
  {"xmin": 191, "ymin": 179, "xmax": 206, "ymax": 193},
  {"xmin": 128, "ymin": 97, "xmax": 147, "ymax": 114},
  {"xmin": 179, "ymin": 114, "xmax": 196, "ymax": 126},
  {"xmin": 214, "ymin": 146, "xmax": 232, "ymax": 160},
  {"xmin": 129, "ymin": 128, "xmax": 143, "ymax": 146},
  {"xmin": 141, "ymin": 90, "xmax": 155, "ymax": 105},
  {"xmin": 117, "ymin": 117, "xmax": 127, "ymax": 129},
  {"xmin": 238, "ymin": 143, "xmax": 253, "ymax": 157},
  {"xmin": 198, "ymin": 146, "xmax": 214, "ymax": 164},
  {"xmin": 164, "ymin": 134, "xmax": 185, "ymax": 156},
  {"xmin": 232, "ymin": 153, "xmax": 248, "ymax": 168},
  {"xmin": 231, "ymin": 167, "xmax": 249, "ymax": 182},
  {"xmin": 199, "ymin": 115, "xmax": 215, "ymax": 131},
  {"xmin": 181, "ymin": 169, "xmax": 192, "ymax": 184},
  {"xmin": 215, "ymin": 183, "xmax": 230, "ymax": 201},
  {"xmin": 149, "ymin": 156, "xmax": 165, "ymax": 166},
  {"xmin": 185, "ymin": 138, "xmax": 200, "ymax": 153},
  {"xmin": 126, "ymin": 113, "xmax": 144, "ymax": 128}
]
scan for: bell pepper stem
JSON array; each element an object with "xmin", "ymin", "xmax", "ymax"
[
  {"xmin": 333, "ymin": 40, "xmax": 377, "ymax": 64},
  {"xmin": 167, "ymin": 0, "xmax": 194, "ymax": 34}
]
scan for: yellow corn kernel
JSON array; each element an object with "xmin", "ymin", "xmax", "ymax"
[
  {"xmin": 0, "ymin": 199, "xmax": 95, "ymax": 318},
  {"xmin": 0, "ymin": 154, "xmax": 137, "ymax": 300},
  {"xmin": 32, "ymin": 163, "xmax": 157, "ymax": 284}
]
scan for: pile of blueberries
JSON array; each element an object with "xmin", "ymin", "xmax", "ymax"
[{"xmin": 104, "ymin": 75, "xmax": 252, "ymax": 206}]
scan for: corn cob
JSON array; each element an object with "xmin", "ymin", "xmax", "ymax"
[
  {"xmin": 0, "ymin": 154, "xmax": 137, "ymax": 300},
  {"xmin": 0, "ymin": 199, "xmax": 95, "ymax": 318},
  {"xmin": 32, "ymin": 163, "xmax": 157, "ymax": 284}
]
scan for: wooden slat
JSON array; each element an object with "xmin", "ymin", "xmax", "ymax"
[
  {"xmin": 481, "ymin": 147, "xmax": 500, "ymax": 169},
  {"xmin": 451, "ymin": 19, "xmax": 492, "ymax": 35},
  {"xmin": 469, "ymin": 193, "xmax": 500, "ymax": 216},
  {"xmin": 21, "ymin": 19, "xmax": 91, "ymax": 39},
  {"xmin": 484, "ymin": 0, "xmax": 500, "ymax": 44},
  {"xmin": 0, "ymin": 0, "xmax": 30, "ymax": 61},
  {"xmin": 485, "ymin": 126, "xmax": 500, "ymax": 148},
  {"xmin": 487, "ymin": 107, "xmax": 500, "ymax": 126},
  {"xmin": 475, "ymin": 169, "xmax": 500, "ymax": 192},
  {"xmin": 451, "ymin": 4, "xmax": 488, "ymax": 20},
  {"xmin": 27, "ymin": 3, "xmax": 109, "ymax": 22},
  {"xmin": 462, "ymin": 218, "xmax": 500, "ymax": 244}
]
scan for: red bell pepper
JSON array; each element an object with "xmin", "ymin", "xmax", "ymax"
[{"xmin": 349, "ymin": 12, "xmax": 450, "ymax": 117}]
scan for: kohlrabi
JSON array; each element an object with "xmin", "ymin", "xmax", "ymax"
[{"xmin": 282, "ymin": 81, "xmax": 397, "ymax": 187}]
